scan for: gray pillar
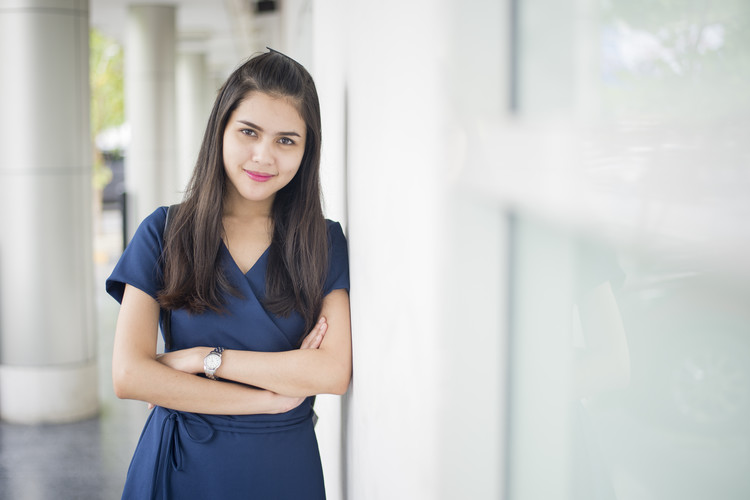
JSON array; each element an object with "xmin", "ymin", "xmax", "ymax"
[
  {"xmin": 176, "ymin": 52, "xmax": 209, "ymax": 191},
  {"xmin": 125, "ymin": 4, "xmax": 177, "ymax": 235},
  {"xmin": 0, "ymin": 0, "xmax": 97, "ymax": 423}
]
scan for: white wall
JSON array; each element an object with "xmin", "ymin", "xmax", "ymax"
[
  {"xmin": 309, "ymin": 3, "xmax": 349, "ymax": 499},
  {"xmin": 310, "ymin": 1, "xmax": 510, "ymax": 498},
  {"xmin": 309, "ymin": 0, "xmax": 750, "ymax": 498},
  {"xmin": 343, "ymin": 2, "xmax": 446, "ymax": 493}
]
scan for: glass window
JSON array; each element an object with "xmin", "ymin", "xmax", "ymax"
[{"xmin": 504, "ymin": 1, "xmax": 750, "ymax": 499}]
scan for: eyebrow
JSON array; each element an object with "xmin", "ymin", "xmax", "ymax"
[{"xmin": 237, "ymin": 120, "xmax": 302, "ymax": 137}]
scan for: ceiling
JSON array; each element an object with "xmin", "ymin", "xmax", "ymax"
[{"xmin": 90, "ymin": 0, "xmax": 273, "ymax": 80}]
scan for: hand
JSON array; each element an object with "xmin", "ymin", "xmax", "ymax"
[
  {"xmin": 299, "ymin": 316, "xmax": 327, "ymax": 349},
  {"xmin": 156, "ymin": 347, "xmax": 203, "ymax": 374},
  {"xmin": 263, "ymin": 318, "xmax": 326, "ymax": 414},
  {"xmin": 156, "ymin": 316, "xmax": 327, "ymax": 374},
  {"xmin": 268, "ymin": 392, "xmax": 306, "ymax": 414}
]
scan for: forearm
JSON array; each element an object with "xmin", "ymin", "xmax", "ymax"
[
  {"xmin": 154, "ymin": 290, "xmax": 352, "ymax": 398},
  {"xmin": 223, "ymin": 289, "xmax": 351, "ymax": 396},
  {"xmin": 113, "ymin": 356, "xmax": 292, "ymax": 415},
  {"xmin": 217, "ymin": 348, "xmax": 350, "ymax": 397},
  {"xmin": 112, "ymin": 285, "xmax": 295, "ymax": 415}
]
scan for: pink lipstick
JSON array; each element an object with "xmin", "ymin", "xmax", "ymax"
[{"xmin": 244, "ymin": 170, "xmax": 274, "ymax": 182}]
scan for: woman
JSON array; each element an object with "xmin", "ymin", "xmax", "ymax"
[{"xmin": 106, "ymin": 50, "xmax": 351, "ymax": 499}]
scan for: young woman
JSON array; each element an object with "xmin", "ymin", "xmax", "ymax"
[{"xmin": 106, "ymin": 50, "xmax": 351, "ymax": 499}]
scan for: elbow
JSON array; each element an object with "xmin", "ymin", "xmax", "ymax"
[
  {"xmin": 329, "ymin": 366, "xmax": 352, "ymax": 396},
  {"xmin": 112, "ymin": 376, "xmax": 129, "ymax": 400},
  {"xmin": 112, "ymin": 363, "xmax": 138, "ymax": 400},
  {"xmin": 330, "ymin": 381, "xmax": 350, "ymax": 396}
]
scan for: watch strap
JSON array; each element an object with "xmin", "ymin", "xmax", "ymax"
[{"xmin": 204, "ymin": 347, "xmax": 224, "ymax": 380}]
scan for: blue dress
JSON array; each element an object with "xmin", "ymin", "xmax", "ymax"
[{"xmin": 106, "ymin": 207, "xmax": 349, "ymax": 500}]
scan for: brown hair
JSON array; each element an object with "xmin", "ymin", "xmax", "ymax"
[{"xmin": 158, "ymin": 51, "xmax": 327, "ymax": 340}]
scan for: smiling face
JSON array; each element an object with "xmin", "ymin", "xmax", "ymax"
[{"xmin": 222, "ymin": 91, "xmax": 307, "ymax": 211}]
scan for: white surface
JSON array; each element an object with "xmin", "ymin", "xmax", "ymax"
[
  {"xmin": 125, "ymin": 4, "xmax": 179, "ymax": 231},
  {"xmin": 0, "ymin": 1, "xmax": 95, "ymax": 370},
  {"xmin": 0, "ymin": 361, "xmax": 99, "ymax": 423}
]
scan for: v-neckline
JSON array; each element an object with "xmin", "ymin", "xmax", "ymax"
[{"xmin": 221, "ymin": 240, "xmax": 271, "ymax": 276}]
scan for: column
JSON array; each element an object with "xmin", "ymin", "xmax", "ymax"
[
  {"xmin": 176, "ymin": 52, "xmax": 209, "ymax": 191},
  {"xmin": 309, "ymin": 3, "xmax": 347, "ymax": 498},
  {"xmin": 125, "ymin": 4, "xmax": 177, "ymax": 235},
  {"xmin": 0, "ymin": 0, "xmax": 97, "ymax": 423}
]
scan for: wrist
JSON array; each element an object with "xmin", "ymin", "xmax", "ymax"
[
  {"xmin": 186, "ymin": 347, "xmax": 207, "ymax": 375},
  {"xmin": 261, "ymin": 390, "xmax": 279, "ymax": 414},
  {"xmin": 203, "ymin": 347, "xmax": 225, "ymax": 379},
  {"xmin": 198, "ymin": 347, "xmax": 211, "ymax": 374}
]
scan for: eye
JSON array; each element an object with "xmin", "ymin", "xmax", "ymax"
[
  {"xmin": 278, "ymin": 137, "xmax": 295, "ymax": 146},
  {"xmin": 240, "ymin": 128, "xmax": 257, "ymax": 137}
]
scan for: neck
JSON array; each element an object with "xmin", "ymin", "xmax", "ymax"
[{"xmin": 223, "ymin": 192, "xmax": 274, "ymax": 222}]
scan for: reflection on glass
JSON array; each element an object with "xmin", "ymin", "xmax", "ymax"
[
  {"xmin": 580, "ymin": 244, "xmax": 749, "ymax": 499},
  {"xmin": 508, "ymin": 0, "xmax": 750, "ymax": 499},
  {"xmin": 508, "ymin": 219, "xmax": 750, "ymax": 500}
]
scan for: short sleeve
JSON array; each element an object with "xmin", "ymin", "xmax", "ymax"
[
  {"xmin": 105, "ymin": 207, "xmax": 168, "ymax": 304},
  {"xmin": 323, "ymin": 220, "xmax": 350, "ymax": 295}
]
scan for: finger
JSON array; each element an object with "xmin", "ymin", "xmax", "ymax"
[
  {"xmin": 305, "ymin": 319, "xmax": 327, "ymax": 349},
  {"xmin": 300, "ymin": 317, "xmax": 327, "ymax": 349},
  {"xmin": 310, "ymin": 321, "xmax": 328, "ymax": 349},
  {"xmin": 300, "ymin": 330, "xmax": 315, "ymax": 349},
  {"xmin": 147, "ymin": 403, "xmax": 154, "ymax": 410}
]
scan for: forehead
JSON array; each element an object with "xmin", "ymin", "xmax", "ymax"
[{"xmin": 230, "ymin": 92, "xmax": 305, "ymax": 132}]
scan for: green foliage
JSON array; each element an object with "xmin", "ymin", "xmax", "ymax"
[{"xmin": 90, "ymin": 28, "xmax": 124, "ymax": 189}]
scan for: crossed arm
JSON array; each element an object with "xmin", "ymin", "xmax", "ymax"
[{"xmin": 112, "ymin": 284, "xmax": 352, "ymax": 415}]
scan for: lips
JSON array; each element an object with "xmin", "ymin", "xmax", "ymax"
[{"xmin": 244, "ymin": 170, "xmax": 274, "ymax": 182}]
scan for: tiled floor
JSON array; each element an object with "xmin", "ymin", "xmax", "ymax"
[
  {"xmin": 0, "ymin": 406, "xmax": 137, "ymax": 499},
  {"xmin": 0, "ymin": 209, "xmax": 149, "ymax": 500}
]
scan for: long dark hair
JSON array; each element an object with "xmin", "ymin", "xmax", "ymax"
[{"xmin": 158, "ymin": 51, "xmax": 327, "ymax": 337}]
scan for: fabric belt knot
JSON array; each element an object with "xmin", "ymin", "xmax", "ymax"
[
  {"xmin": 151, "ymin": 408, "xmax": 215, "ymax": 500},
  {"xmin": 143, "ymin": 404, "xmax": 313, "ymax": 499}
]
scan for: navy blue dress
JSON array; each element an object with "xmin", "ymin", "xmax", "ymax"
[{"xmin": 106, "ymin": 207, "xmax": 349, "ymax": 500}]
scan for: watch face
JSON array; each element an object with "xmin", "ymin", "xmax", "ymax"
[{"xmin": 205, "ymin": 353, "xmax": 221, "ymax": 370}]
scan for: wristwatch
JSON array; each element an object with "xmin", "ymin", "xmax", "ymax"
[{"xmin": 203, "ymin": 347, "xmax": 224, "ymax": 380}]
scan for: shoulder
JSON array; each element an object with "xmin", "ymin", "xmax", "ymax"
[
  {"xmin": 322, "ymin": 219, "xmax": 350, "ymax": 293},
  {"xmin": 325, "ymin": 219, "xmax": 348, "ymax": 250},
  {"xmin": 141, "ymin": 206, "xmax": 170, "ymax": 232},
  {"xmin": 121, "ymin": 206, "xmax": 171, "ymax": 260},
  {"xmin": 129, "ymin": 206, "xmax": 170, "ymax": 245},
  {"xmin": 106, "ymin": 206, "xmax": 170, "ymax": 303},
  {"xmin": 325, "ymin": 219, "xmax": 346, "ymax": 238}
]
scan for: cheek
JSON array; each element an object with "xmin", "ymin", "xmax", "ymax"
[
  {"xmin": 221, "ymin": 135, "xmax": 230, "ymax": 165},
  {"xmin": 286, "ymin": 158, "xmax": 303, "ymax": 178},
  {"xmin": 222, "ymin": 140, "xmax": 242, "ymax": 167}
]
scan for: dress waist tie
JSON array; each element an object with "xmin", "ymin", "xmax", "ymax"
[
  {"xmin": 149, "ymin": 406, "xmax": 312, "ymax": 500},
  {"xmin": 152, "ymin": 409, "xmax": 214, "ymax": 500}
]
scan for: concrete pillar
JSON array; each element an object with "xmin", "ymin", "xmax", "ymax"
[
  {"xmin": 125, "ymin": 4, "xmax": 177, "ymax": 236},
  {"xmin": 0, "ymin": 0, "xmax": 98, "ymax": 423},
  {"xmin": 309, "ymin": 3, "xmax": 347, "ymax": 499},
  {"xmin": 176, "ymin": 52, "xmax": 209, "ymax": 191}
]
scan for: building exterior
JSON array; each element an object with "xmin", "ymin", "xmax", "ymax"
[{"xmin": 1, "ymin": 1, "xmax": 748, "ymax": 498}]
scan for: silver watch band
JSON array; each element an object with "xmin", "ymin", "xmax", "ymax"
[{"xmin": 204, "ymin": 346, "xmax": 224, "ymax": 380}]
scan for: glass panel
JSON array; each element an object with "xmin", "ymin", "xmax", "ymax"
[
  {"xmin": 506, "ymin": 1, "xmax": 750, "ymax": 499},
  {"xmin": 507, "ymin": 215, "xmax": 750, "ymax": 500}
]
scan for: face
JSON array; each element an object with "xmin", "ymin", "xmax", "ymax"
[{"xmin": 222, "ymin": 91, "xmax": 306, "ymax": 209}]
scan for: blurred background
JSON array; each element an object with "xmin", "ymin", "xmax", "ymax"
[{"xmin": 0, "ymin": 0, "xmax": 748, "ymax": 498}]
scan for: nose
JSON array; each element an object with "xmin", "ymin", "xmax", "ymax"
[{"xmin": 251, "ymin": 139, "xmax": 273, "ymax": 165}]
